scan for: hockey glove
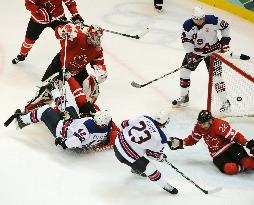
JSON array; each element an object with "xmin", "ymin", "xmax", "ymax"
[
  {"xmin": 93, "ymin": 65, "xmax": 108, "ymax": 84},
  {"xmin": 79, "ymin": 101, "xmax": 96, "ymax": 117},
  {"xmin": 55, "ymin": 137, "xmax": 68, "ymax": 149},
  {"xmin": 246, "ymin": 139, "xmax": 254, "ymax": 155},
  {"xmin": 58, "ymin": 23, "xmax": 77, "ymax": 40},
  {"xmin": 220, "ymin": 37, "xmax": 231, "ymax": 53},
  {"xmin": 186, "ymin": 52, "xmax": 198, "ymax": 70},
  {"xmin": 168, "ymin": 137, "xmax": 184, "ymax": 150},
  {"xmin": 157, "ymin": 153, "xmax": 168, "ymax": 162},
  {"xmin": 71, "ymin": 14, "xmax": 85, "ymax": 28}
]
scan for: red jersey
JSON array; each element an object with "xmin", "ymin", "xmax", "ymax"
[
  {"xmin": 25, "ymin": 0, "xmax": 78, "ymax": 20},
  {"xmin": 184, "ymin": 118, "xmax": 247, "ymax": 158},
  {"xmin": 56, "ymin": 26, "xmax": 104, "ymax": 75}
]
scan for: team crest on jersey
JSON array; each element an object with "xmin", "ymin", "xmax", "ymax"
[{"xmin": 205, "ymin": 28, "xmax": 209, "ymax": 33}]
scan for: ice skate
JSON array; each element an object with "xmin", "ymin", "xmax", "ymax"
[
  {"xmin": 14, "ymin": 109, "xmax": 28, "ymax": 129},
  {"xmin": 172, "ymin": 94, "xmax": 189, "ymax": 108},
  {"xmin": 163, "ymin": 183, "xmax": 178, "ymax": 194},
  {"xmin": 12, "ymin": 54, "xmax": 27, "ymax": 64},
  {"xmin": 131, "ymin": 168, "xmax": 147, "ymax": 177},
  {"xmin": 154, "ymin": 4, "xmax": 163, "ymax": 13},
  {"xmin": 219, "ymin": 100, "xmax": 231, "ymax": 113}
]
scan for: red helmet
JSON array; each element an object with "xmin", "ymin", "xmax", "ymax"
[{"xmin": 86, "ymin": 25, "xmax": 104, "ymax": 46}]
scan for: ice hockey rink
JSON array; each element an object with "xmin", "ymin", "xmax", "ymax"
[{"xmin": 0, "ymin": 0, "xmax": 254, "ymax": 204}]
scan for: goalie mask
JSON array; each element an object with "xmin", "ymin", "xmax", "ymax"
[
  {"xmin": 154, "ymin": 108, "xmax": 171, "ymax": 126},
  {"xmin": 94, "ymin": 110, "xmax": 112, "ymax": 126},
  {"xmin": 82, "ymin": 75, "xmax": 100, "ymax": 104},
  {"xmin": 86, "ymin": 25, "xmax": 104, "ymax": 46}
]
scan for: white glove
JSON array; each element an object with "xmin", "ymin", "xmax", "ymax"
[
  {"xmin": 146, "ymin": 150, "xmax": 168, "ymax": 163},
  {"xmin": 58, "ymin": 23, "xmax": 77, "ymax": 40},
  {"xmin": 93, "ymin": 65, "xmax": 108, "ymax": 84},
  {"xmin": 64, "ymin": 70, "xmax": 72, "ymax": 81}
]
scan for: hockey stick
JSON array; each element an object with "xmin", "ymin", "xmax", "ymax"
[
  {"xmin": 61, "ymin": 37, "xmax": 68, "ymax": 112},
  {"xmin": 131, "ymin": 57, "xmax": 205, "ymax": 88},
  {"xmin": 165, "ymin": 159, "xmax": 222, "ymax": 194},
  {"xmin": 131, "ymin": 66, "xmax": 182, "ymax": 88},
  {"xmin": 82, "ymin": 23, "xmax": 149, "ymax": 39},
  {"xmin": 4, "ymin": 109, "xmax": 23, "ymax": 127}
]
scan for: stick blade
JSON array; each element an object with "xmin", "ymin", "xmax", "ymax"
[
  {"xmin": 4, "ymin": 109, "xmax": 22, "ymax": 127},
  {"xmin": 207, "ymin": 187, "xmax": 222, "ymax": 194},
  {"xmin": 136, "ymin": 27, "xmax": 150, "ymax": 39},
  {"xmin": 131, "ymin": 81, "xmax": 142, "ymax": 88}
]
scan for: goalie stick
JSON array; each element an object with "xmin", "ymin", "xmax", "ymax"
[{"xmin": 165, "ymin": 159, "xmax": 222, "ymax": 194}]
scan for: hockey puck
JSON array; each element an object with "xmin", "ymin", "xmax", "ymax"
[
  {"xmin": 237, "ymin": 97, "xmax": 242, "ymax": 102},
  {"xmin": 172, "ymin": 100, "xmax": 177, "ymax": 106}
]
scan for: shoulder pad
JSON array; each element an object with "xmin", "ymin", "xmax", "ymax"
[
  {"xmin": 204, "ymin": 15, "xmax": 218, "ymax": 25},
  {"xmin": 183, "ymin": 19, "xmax": 195, "ymax": 32}
]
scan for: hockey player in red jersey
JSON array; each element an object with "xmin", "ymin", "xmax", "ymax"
[
  {"xmin": 24, "ymin": 23, "xmax": 108, "ymax": 116},
  {"xmin": 168, "ymin": 110, "xmax": 254, "ymax": 175},
  {"xmin": 12, "ymin": 0, "xmax": 84, "ymax": 64}
]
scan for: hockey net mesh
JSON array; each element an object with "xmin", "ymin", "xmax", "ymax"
[{"xmin": 207, "ymin": 53, "xmax": 254, "ymax": 118}]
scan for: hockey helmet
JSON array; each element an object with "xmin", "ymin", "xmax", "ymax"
[
  {"xmin": 154, "ymin": 108, "xmax": 171, "ymax": 125},
  {"xmin": 82, "ymin": 75, "xmax": 100, "ymax": 103},
  {"xmin": 94, "ymin": 110, "xmax": 112, "ymax": 126},
  {"xmin": 86, "ymin": 25, "xmax": 104, "ymax": 46},
  {"xmin": 197, "ymin": 110, "xmax": 213, "ymax": 124},
  {"xmin": 192, "ymin": 6, "xmax": 205, "ymax": 20}
]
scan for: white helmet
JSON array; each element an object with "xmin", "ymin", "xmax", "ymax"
[
  {"xmin": 94, "ymin": 110, "xmax": 112, "ymax": 126},
  {"xmin": 154, "ymin": 108, "xmax": 171, "ymax": 125},
  {"xmin": 82, "ymin": 75, "xmax": 100, "ymax": 103},
  {"xmin": 192, "ymin": 6, "xmax": 205, "ymax": 20}
]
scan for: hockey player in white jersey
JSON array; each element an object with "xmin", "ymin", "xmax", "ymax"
[
  {"xmin": 172, "ymin": 6, "xmax": 231, "ymax": 112},
  {"xmin": 9, "ymin": 80, "xmax": 115, "ymax": 150},
  {"xmin": 113, "ymin": 109, "xmax": 178, "ymax": 194}
]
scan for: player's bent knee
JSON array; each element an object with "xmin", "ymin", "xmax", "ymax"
[
  {"xmin": 223, "ymin": 163, "xmax": 239, "ymax": 175},
  {"xmin": 132, "ymin": 157, "xmax": 150, "ymax": 173}
]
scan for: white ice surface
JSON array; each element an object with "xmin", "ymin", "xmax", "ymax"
[{"xmin": 0, "ymin": 0, "xmax": 254, "ymax": 204}]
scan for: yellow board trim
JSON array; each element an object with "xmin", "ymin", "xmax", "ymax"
[{"xmin": 199, "ymin": 0, "xmax": 254, "ymax": 23}]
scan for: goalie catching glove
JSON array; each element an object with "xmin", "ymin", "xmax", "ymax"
[{"xmin": 168, "ymin": 137, "xmax": 184, "ymax": 150}]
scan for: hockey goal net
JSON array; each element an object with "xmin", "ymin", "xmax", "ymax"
[{"xmin": 207, "ymin": 52, "xmax": 254, "ymax": 118}]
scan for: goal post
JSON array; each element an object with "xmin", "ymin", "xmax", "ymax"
[{"xmin": 207, "ymin": 52, "xmax": 254, "ymax": 118}]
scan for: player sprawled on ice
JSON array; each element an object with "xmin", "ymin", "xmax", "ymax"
[
  {"xmin": 113, "ymin": 109, "xmax": 178, "ymax": 194},
  {"xmin": 7, "ymin": 80, "xmax": 117, "ymax": 151},
  {"xmin": 25, "ymin": 23, "xmax": 108, "ymax": 117},
  {"xmin": 172, "ymin": 6, "xmax": 231, "ymax": 112},
  {"xmin": 168, "ymin": 110, "xmax": 254, "ymax": 175},
  {"xmin": 12, "ymin": 0, "xmax": 84, "ymax": 64}
]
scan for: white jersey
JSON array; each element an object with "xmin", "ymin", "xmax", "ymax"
[
  {"xmin": 181, "ymin": 15, "xmax": 230, "ymax": 57},
  {"xmin": 115, "ymin": 115, "xmax": 168, "ymax": 163},
  {"xmin": 56, "ymin": 117, "xmax": 109, "ymax": 149}
]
